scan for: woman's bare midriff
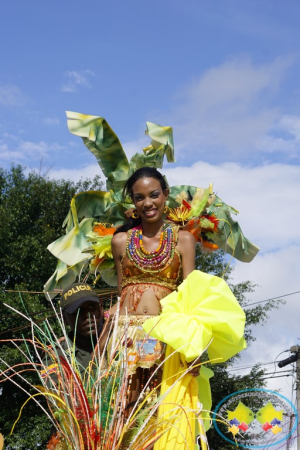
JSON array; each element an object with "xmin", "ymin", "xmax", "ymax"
[{"xmin": 119, "ymin": 284, "xmax": 172, "ymax": 315}]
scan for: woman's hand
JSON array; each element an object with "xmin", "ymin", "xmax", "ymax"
[{"xmin": 187, "ymin": 358, "xmax": 201, "ymax": 377}]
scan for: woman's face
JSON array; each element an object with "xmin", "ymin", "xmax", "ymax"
[{"xmin": 131, "ymin": 177, "xmax": 169, "ymax": 223}]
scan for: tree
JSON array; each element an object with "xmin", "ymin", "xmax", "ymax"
[{"xmin": 0, "ymin": 165, "xmax": 103, "ymax": 449}]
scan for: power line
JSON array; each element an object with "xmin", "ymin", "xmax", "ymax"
[
  {"xmin": 261, "ymin": 374, "xmax": 294, "ymax": 381},
  {"xmin": 225, "ymin": 350, "xmax": 294, "ymax": 377},
  {"xmin": 3, "ymin": 287, "xmax": 299, "ymax": 309},
  {"xmin": 0, "ymin": 293, "xmax": 115, "ymax": 322},
  {"xmin": 263, "ymin": 370, "xmax": 293, "ymax": 376},
  {"xmin": 209, "ymin": 372, "xmax": 293, "ymax": 387},
  {"xmin": 244, "ymin": 290, "xmax": 300, "ymax": 307},
  {"xmin": 227, "ymin": 359, "xmax": 289, "ymax": 372}
]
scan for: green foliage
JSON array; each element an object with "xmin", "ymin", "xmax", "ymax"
[{"xmin": 0, "ymin": 165, "xmax": 103, "ymax": 449}]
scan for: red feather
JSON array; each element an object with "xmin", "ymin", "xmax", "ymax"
[{"xmin": 59, "ymin": 356, "xmax": 100, "ymax": 448}]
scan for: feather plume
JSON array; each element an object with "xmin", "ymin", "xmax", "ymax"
[{"xmin": 1, "ymin": 295, "xmax": 213, "ymax": 450}]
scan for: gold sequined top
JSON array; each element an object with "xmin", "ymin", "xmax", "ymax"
[{"xmin": 121, "ymin": 225, "xmax": 182, "ymax": 291}]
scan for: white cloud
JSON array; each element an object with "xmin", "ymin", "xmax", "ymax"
[
  {"xmin": 48, "ymin": 164, "xmax": 101, "ymax": 182},
  {"xmin": 43, "ymin": 117, "xmax": 60, "ymax": 126},
  {"xmin": 17, "ymin": 140, "xmax": 65, "ymax": 156},
  {"xmin": 163, "ymin": 161, "xmax": 300, "ymax": 252},
  {"xmin": 158, "ymin": 56, "xmax": 297, "ymax": 161},
  {"xmin": 2, "ymin": 132, "xmax": 19, "ymax": 140},
  {"xmin": 257, "ymin": 114, "xmax": 300, "ymax": 157},
  {"xmin": 46, "ymin": 158, "xmax": 300, "ymax": 254},
  {"xmin": 181, "ymin": 57, "xmax": 285, "ymax": 107},
  {"xmin": 18, "ymin": 140, "xmax": 49, "ymax": 154},
  {"xmin": 68, "ymin": 141, "xmax": 79, "ymax": 148},
  {"xmin": 61, "ymin": 70, "xmax": 95, "ymax": 93},
  {"xmin": 0, "ymin": 143, "xmax": 8, "ymax": 152},
  {"xmin": 0, "ymin": 143, "xmax": 25, "ymax": 161},
  {"xmin": 279, "ymin": 115, "xmax": 300, "ymax": 141},
  {"xmin": 123, "ymin": 136, "xmax": 149, "ymax": 161},
  {"xmin": 259, "ymin": 135, "xmax": 299, "ymax": 157},
  {"xmin": 0, "ymin": 143, "xmax": 24, "ymax": 161},
  {"xmin": 48, "ymin": 136, "xmax": 149, "ymax": 181},
  {"xmin": 0, "ymin": 83, "xmax": 26, "ymax": 106},
  {"xmin": 1, "ymin": 151, "xmax": 24, "ymax": 161},
  {"xmin": 0, "ymin": 135, "xmax": 66, "ymax": 165}
]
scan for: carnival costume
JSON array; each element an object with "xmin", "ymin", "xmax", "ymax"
[
  {"xmin": 108, "ymin": 223, "xmax": 180, "ymax": 375},
  {"xmin": 44, "ymin": 112, "xmax": 259, "ymax": 449}
]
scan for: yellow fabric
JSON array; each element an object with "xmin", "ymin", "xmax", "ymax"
[
  {"xmin": 155, "ymin": 347, "xmax": 206, "ymax": 450},
  {"xmin": 197, "ymin": 366, "xmax": 214, "ymax": 432},
  {"xmin": 143, "ymin": 270, "xmax": 246, "ymax": 450},
  {"xmin": 143, "ymin": 270, "xmax": 246, "ymax": 363}
]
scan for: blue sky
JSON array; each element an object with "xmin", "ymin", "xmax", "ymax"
[
  {"xmin": 1, "ymin": 0, "xmax": 300, "ymax": 434},
  {"xmin": 1, "ymin": 0, "xmax": 300, "ymax": 170}
]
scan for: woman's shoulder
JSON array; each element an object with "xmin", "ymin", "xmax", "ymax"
[
  {"xmin": 177, "ymin": 229, "xmax": 196, "ymax": 272},
  {"xmin": 111, "ymin": 232, "xmax": 127, "ymax": 259},
  {"xmin": 111, "ymin": 231, "xmax": 127, "ymax": 246},
  {"xmin": 178, "ymin": 229, "xmax": 194, "ymax": 238},
  {"xmin": 177, "ymin": 228, "xmax": 196, "ymax": 247}
]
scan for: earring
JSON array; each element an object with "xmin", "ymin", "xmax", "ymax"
[
  {"xmin": 164, "ymin": 205, "xmax": 169, "ymax": 214},
  {"xmin": 132, "ymin": 209, "xmax": 139, "ymax": 219}
]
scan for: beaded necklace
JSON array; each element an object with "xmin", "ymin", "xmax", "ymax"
[{"xmin": 126, "ymin": 223, "xmax": 176, "ymax": 273}]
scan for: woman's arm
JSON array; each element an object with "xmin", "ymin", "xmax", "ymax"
[
  {"xmin": 177, "ymin": 230, "xmax": 196, "ymax": 279},
  {"xmin": 111, "ymin": 232, "xmax": 127, "ymax": 296}
]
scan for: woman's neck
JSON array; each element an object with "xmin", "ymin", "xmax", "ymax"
[{"xmin": 140, "ymin": 219, "xmax": 164, "ymax": 237}]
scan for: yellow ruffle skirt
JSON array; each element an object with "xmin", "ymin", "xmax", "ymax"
[{"xmin": 143, "ymin": 270, "xmax": 247, "ymax": 450}]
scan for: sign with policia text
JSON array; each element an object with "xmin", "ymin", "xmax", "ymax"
[{"xmin": 62, "ymin": 283, "xmax": 93, "ymax": 300}]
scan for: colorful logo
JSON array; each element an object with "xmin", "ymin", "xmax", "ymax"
[{"xmin": 213, "ymin": 389, "xmax": 298, "ymax": 449}]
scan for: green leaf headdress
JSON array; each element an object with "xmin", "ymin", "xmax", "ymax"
[{"xmin": 44, "ymin": 112, "xmax": 259, "ymax": 297}]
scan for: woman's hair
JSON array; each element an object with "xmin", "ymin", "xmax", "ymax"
[{"xmin": 114, "ymin": 167, "xmax": 168, "ymax": 235}]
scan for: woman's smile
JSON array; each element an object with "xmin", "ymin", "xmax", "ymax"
[{"xmin": 143, "ymin": 208, "xmax": 158, "ymax": 218}]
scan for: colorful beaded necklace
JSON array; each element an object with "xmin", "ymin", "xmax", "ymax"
[{"xmin": 126, "ymin": 223, "xmax": 176, "ymax": 273}]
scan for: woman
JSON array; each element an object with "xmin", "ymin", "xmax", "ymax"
[
  {"xmin": 111, "ymin": 167, "xmax": 200, "ymax": 407},
  {"xmin": 110, "ymin": 166, "xmax": 246, "ymax": 450}
]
